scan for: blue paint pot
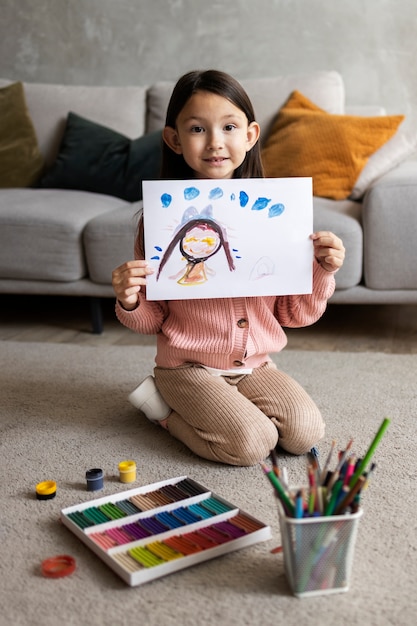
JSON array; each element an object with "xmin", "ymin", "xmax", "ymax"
[{"xmin": 85, "ymin": 468, "xmax": 104, "ymax": 491}]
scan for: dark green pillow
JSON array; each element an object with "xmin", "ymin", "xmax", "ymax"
[{"xmin": 39, "ymin": 112, "xmax": 162, "ymax": 201}]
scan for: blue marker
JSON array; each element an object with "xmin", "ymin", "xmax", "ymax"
[{"xmin": 295, "ymin": 490, "xmax": 304, "ymax": 519}]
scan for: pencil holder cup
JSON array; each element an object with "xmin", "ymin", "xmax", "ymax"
[{"xmin": 278, "ymin": 506, "xmax": 363, "ymax": 597}]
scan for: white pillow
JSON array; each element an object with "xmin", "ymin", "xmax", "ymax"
[{"xmin": 350, "ymin": 120, "xmax": 417, "ymax": 200}]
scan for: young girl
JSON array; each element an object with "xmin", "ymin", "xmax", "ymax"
[{"xmin": 112, "ymin": 69, "xmax": 345, "ymax": 467}]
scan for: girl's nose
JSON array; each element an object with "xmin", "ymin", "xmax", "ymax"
[{"xmin": 206, "ymin": 130, "xmax": 223, "ymax": 150}]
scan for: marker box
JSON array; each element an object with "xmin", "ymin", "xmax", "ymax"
[
  {"xmin": 61, "ymin": 475, "xmax": 271, "ymax": 587},
  {"xmin": 278, "ymin": 504, "xmax": 363, "ymax": 597}
]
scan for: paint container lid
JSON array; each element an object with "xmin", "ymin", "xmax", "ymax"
[
  {"xmin": 118, "ymin": 460, "xmax": 136, "ymax": 473},
  {"xmin": 36, "ymin": 480, "xmax": 57, "ymax": 500},
  {"xmin": 85, "ymin": 468, "xmax": 104, "ymax": 491},
  {"xmin": 41, "ymin": 554, "xmax": 76, "ymax": 578}
]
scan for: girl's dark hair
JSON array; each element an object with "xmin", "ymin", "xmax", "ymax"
[{"xmin": 161, "ymin": 69, "xmax": 264, "ymax": 179}]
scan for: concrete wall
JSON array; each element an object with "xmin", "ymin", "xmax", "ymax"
[{"xmin": 1, "ymin": 0, "xmax": 417, "ymax": 117}]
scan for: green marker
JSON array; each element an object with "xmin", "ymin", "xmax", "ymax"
[
  {"xmin": 349, "ymin": 417, "xmax": 390, "ymax": 489},
  {"xmin": 260, "ymin": 462, "xmax": 295, "ymax": 516},
  {"xmin": 324, "ymin": 478, "xmax": 343, "ymax": 516}
]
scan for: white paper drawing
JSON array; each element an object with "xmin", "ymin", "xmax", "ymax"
[{"xmin": 143, "ymin": 178, "xmax": 313, "ymax": 301}]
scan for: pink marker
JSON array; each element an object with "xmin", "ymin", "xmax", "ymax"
[{"xmin": 343, "ymin": 457, "xmax": 356, "ymax": 486}]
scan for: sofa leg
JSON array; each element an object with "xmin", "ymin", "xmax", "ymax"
[{"xmin": 89, "ymin": 297, "xmax": 103, "ymax": 334}]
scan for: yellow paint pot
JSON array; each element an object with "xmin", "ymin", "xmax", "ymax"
[{"xmin": 118, "ymin": 460, "xmax": 137, "ymax": 483}]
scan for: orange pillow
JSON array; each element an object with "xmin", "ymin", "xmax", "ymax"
[{"xmin": 261, "ymin": 90, "xmax": 404, "ymax": 200}]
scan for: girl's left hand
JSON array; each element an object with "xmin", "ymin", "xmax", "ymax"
[{"xmin": 310, "ymin": 231, "xmax": 345, "ymax": 272}]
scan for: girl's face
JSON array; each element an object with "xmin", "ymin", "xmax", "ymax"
[{"xmin": 163, "ymin": 90, "xmax": 260, "ymax": 179}]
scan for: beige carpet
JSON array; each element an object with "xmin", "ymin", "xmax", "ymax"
[{"xmin": 1, "ymin": 340, "xmax": 416, "ymax": 626}]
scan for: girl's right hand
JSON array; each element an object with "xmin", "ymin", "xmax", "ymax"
[{"xmin": 111, "ymin": 260, "xmax": 154, "ymax": 310}]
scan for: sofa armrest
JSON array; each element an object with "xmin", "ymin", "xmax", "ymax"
[{"xmin": 362, "ymin": 160, "xmax": 417, "ymax": 289}]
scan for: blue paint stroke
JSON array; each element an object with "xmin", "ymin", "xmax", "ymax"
[
  {"xmin": 251, "ymin": 197, "xmax": 271, "ymax": 211},
  {"xmin": 184, "ymin": 186, "xmax": 200, "ymax": 201},
  {"xmin": 230, "ymin": 193, "xmax": 235, "ymax": 201},
  {"xmin": 154, "ymin": 246, "xmax": 162, "ymax": 252},
  {"xmin": 269, "ymin": 203, "xmax": 285, "ymax": 218},
  {"xmin": 209, "ymin": 187, "xmax": 223, "ymax": 200},
  {"xmin": 151, "ymin": 255, "xmax": 160, "ymax": 260},
  {"xmin": 181, "ymin": 206, "xmax": 198, "ymax": 224},
  {"xmin": 239, "ymin": 191, "xmax": 249, "ymax": 207},
  {"xmin": 161, "ymin": 193, "xmax": 172, "ymax": 208},
  {"xmin": 200, "ymin": 204, "xmax": 214, "ymax": 219}
]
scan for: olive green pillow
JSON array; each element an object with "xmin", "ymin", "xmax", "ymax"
[
  {"xmin": 39, "ymin": 112, "xmax": 163, "ymax": 202},
  {"xmin": 0, "ymin": 82, "xmax": 45, "ymax": 187}
]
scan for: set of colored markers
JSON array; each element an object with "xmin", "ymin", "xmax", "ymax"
[{"xmin": 260, "ymin": 417, "xmax": 390, "ymax": 518}]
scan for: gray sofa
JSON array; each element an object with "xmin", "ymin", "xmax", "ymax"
[{"xmin": 1, "ymin": 70, "xmax": 417, "ymax": 333}]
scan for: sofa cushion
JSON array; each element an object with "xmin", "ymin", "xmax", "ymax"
[
  {"xmin": 262, "ymin": 90, "xmax": 404, "ymax": 200},
  {"xmin": 0, "ymin": 189, "xmax": 127, "ymax": 281},
  {"xmin": 0, "ymin": 82, "xmax": 45, "ymax": 187},
  {"xmin": 146, "ymin": 70, "xmax": 345, "ymax": 139},
  {"xmin": 312, "ymin": 197, "xmax": 363, "ymax": 290},
  {"xmin": 362, "ymin": 161, "xmax": 417, "ymax": 289},
  {"xmin": 350, "ymin": 121, "xmax": 417, "ymax": 199},
  {"xmin": 84, "ymin": 204, "xmax": 142, "ymax": 284},
  {"xmin": 0, "ymin": 79, "xmax": 148, "ymax": 168},
  {"xmin": 39, "ymin": 113, "xmax": 162, "ymax": 202}
]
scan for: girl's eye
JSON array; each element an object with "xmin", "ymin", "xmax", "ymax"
[
  {"xmin": 224, "ymin": 124, "xmax": 236, "ymax": 131},
  {"xmin": 191, "ymin": 126, "xmax": 204, "ymax": 134}
]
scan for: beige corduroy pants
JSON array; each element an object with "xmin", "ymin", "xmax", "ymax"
[{"xmin": 154, "ymin": 362, "xmax": 325, "ymax": 466}]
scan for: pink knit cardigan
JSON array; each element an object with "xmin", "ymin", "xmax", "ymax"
[{"xmin": 115, "ymin": 260, "xmax": 335, "ymax": 370}]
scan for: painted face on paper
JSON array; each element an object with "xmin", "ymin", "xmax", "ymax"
[{"xmin": 180, "ymin": 224, "xmax": 221, "ymax": 262}]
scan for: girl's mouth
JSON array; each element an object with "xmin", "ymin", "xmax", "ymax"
[{"xmin": 205, "ymin": 157, "xmax": 227, "ymax": 163}]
